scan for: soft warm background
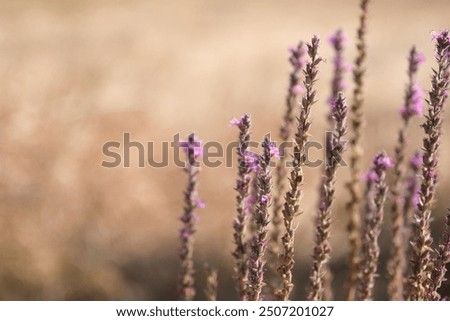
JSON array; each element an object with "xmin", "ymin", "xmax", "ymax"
[{"xmin": 0, "ymin": 0, "xmax": 449, "ymax": 300}]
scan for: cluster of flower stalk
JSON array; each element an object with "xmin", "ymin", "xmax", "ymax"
[{"xmin": 177, "ymin": 0, "xmax": 450, "ymax": 301}]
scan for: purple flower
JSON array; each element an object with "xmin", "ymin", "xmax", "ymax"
[
  {"xmin": 288, "ymin": 43, "xmax": 307, "ymax": 69},
  {"xmin": 269, "ymin": 144, "xmax": 280, "ymax": 160},
  {"xmin": 411, "ymin": 84, "xmax": 424, "ymax": 114},
  {"xmin": 400, "ymin": 47, "xmax": 425, "ymax": 121},
  {"xmin": 244, "ymin": 151, "xmax": 259, "ymax": 172},
  {"xmin": 364, "ymin": 154, "xmax": 393, "ymax": 184},
  {"xmin": 195, "ymin": 198, "xmax": 206, "ymax": 209},
  {"xmin": 261, "ymin": 195, "xmax": 271, "ymax": 204},
  {"xmin": 373, "ymin": 154, "xmax": 394, "ymax": 170},
  {"xmin": 410, "ymin": 151, "xmax": 422, "ymax": 171},
  {"xmin": 415, "ymin": 53, "xmax": 426, "ymax": 64},
  {"xmin": 180, "ymin": 137, "xmax": 203, "ymax": 158},
  {"xmin": 293, "ymin": 84, "xmax": 304, "ymax": 94},
  {"xmin": 328, "ymin": 29, "xmax": 349, "ymax": 48},
  {"xmin": 432, "ymin": 29, "xmax": 450, "ymax": 59},
  {"xmin": 230, "ymin": 117, "xmax": 241, "ymax": 127},
  {"xmin": 401, "ymin": 84, "xmax": 424, "ymax": 120},
  {"xmin": 431, "ymin": 30, "xmax": 450, "ymax": 41},
  {"xmin": 363, "ymin": 169, "xmax": 378, "ymax": 184}
]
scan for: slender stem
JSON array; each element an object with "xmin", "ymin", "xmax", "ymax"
[
  {"xmin": 308, "ymin": 93, "xmax": 348, "ymax": 301},
  {"xmin": 269, "ymin": 41, "xmax": 306, "ymax": 297},
  {"xmin": 388, "ymin": 47, "xmax": 424, "ymax": 300},
  {"xmin": 346, "ymin": 0, "xmax": 370, "ymax": 301},
  {"xmin": 231, "ymin": 114, "xmax": 252, "ymax": 300},
  {"xmin": 247, "ymin": 136, "xmax": 276, "ymax": 301},
  {"xmin": 276, "ymin": 36, "xmax": 322, "ymax": 301},
  {"xmin": 358, "ymin": 152, "xmax": 391, "ymax": 300},
  {"xmin": 408, "ymin": 30, "xmax": 450, "ymax": 301},
  {"xmin": 178, "ymin": 134, "xmax": 203, "ymax": 301}
]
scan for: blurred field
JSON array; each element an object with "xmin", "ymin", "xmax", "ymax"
[{"xmin": 0, "ymin": 0, "xmax": 449, "ymax": 300}]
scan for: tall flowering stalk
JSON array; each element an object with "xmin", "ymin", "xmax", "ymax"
[
  {"xmin": 408, "ymin": 30, "xmax": 450, "ymax": 301},
  {"xmin": 358, "ymin": 152, "xmax": 392, "ymax": 300},
  {"xmin": 247, "ymin": 135, "xmax": 278, "ymax": 301},
  {"xmin": 346, "ymin": 0, "xmax": 371, "ymax": 300},
  {"xmin": 327, "ymin": 29, "xmax": 348, "ymax": 127},
  {"xmin": 429, "ymin": 210, "xmax": 450, "ymax": 300},
  {"xmin": 388, "ymin": 47, "xmax": 424, "ymax": 301},
  {"xmin": 276, "ymin": 36, "xmax": 322, "ymax": 301},
  {"xmin": 269, "ymin": 41, "xmax": 306, "ymax": 296},
  {"xmin": 178, "ymin": 134, "xmax": 204, "ymax": 301},
  {"xmin": 320, "ymin": 29, "xmax": 348, "ymax": 300},
  {"xmin": 231, "ymin": 114, "xmax": 252, "ymax": 300},
  {"xmin": 308, "ymin": 93, "xmax": 348, "ymax": 301}
]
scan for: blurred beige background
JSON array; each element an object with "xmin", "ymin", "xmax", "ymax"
[{"xmin": 0, "ymin": 0, "xmax": 449, "ymax": 300}]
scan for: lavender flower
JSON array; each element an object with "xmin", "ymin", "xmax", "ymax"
[
  {"xmin": 247, "ymin": 135, "xmax": 276, "ymax": 301},
  {"xmin": 400, "ymin": 84, "xmax": 424, "ymax": 120},
  {"xmin": 245, "ymin": 172, "xmax": 259, "ymax": 214},
  {"xmin": 231, "ymin": 114, "xmax": 252, "ymax": 300},
  {"xmin": 388, "ymin": 46, "xmax": 424, "ymax": 301},
  {"xmin": 327, "ymin": 29, "xmax": 348, "ymax": 126},
  {"xmin": 178, "ymin": 133, "xmax": 203, "ymax": 301},
  {"xmin": 308, "ymin": 92, "xmax": 348, "ymax": 301},
  {"xmin": 408, "ymin": 29, "xmax": 450, "ymax": 301},
  {"xmin": 230, "ymin": 118, "xmax": 241, "ymax": 126},
  {"xmin": 277, "ymin": 36, "xmax": 322, "ymax": 301},
  {"xmin": 410, "ymin": 150, "xmax": 423, "ymax": 170},
  {"xmin": 269, "ymin": 41, "xmax": 307, "ymax": 295},
  {"xmin": 180, "ymin": 137, "xmax": 204, "ymax": 158},
  {"xmin": 429, "ymin": 210, "xmax": 450, "ymax": 300},
  {"xmin": 346, "ymin": 0, "xmax": 371, "ymax": 300},
  {"xmin": 358, "ymin": 152, "xmax": 392, "ymax": 300}
]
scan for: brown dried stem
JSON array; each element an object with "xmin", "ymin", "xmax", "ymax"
[
  {"xmin": 308, "ymin": 93, "xmax": 348, "ymax": 301},
  {"xmin": 408, "ymin": 30, "xmax": 450, "ymax": 301},
  {"xmin": 276, "ymin": 36, "xmax": 322, "ymax": 301}
]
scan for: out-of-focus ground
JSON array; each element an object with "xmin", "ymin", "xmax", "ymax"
[{"xmin": 0, "ymin": 0, "xmax": 449, "ymax": 300}]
